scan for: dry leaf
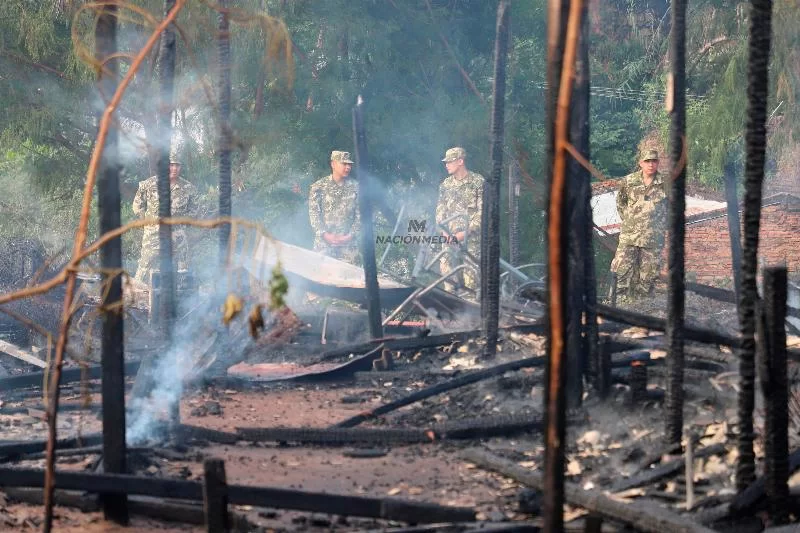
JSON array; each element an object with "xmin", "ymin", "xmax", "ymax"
[
  {"xmin": 221, "ymin": 293, "xmax": 243, "ymax": 325},
  {"xmin": 387, "ymin": 487, "xmax": 403, "ymax": 496},
  {"xmin": 408, "ymin": 487, "xmax": 424, "ymax": 495},
  {"xmin": 567, "ymin": 458, "xmax": 582, "ymax": 476},
  {"xmin": 248, "ymin": 304, "xmax": 265, "ymax": 339}
]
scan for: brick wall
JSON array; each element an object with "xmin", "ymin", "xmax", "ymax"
[{"xmin": 660, "ymin": 198, "xmax": 800, "ymax": 286}]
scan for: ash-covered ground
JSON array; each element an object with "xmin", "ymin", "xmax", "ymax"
[{"xmin": 2, "ymin": 289, "xmax": 799, "ymax": 531}]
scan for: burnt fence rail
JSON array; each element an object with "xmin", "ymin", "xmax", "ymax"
[{"xmin": 0, "ymin": 466, "xmax": 475, "ymax": 524}]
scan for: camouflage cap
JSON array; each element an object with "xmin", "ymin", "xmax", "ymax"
[
  {"xmin": 442, "ymin": 147, "xmax": 467, "ymax": 162},
  {"xmin": 640, "ymin": 149, "xmax": 659, "ymax": 161},
  {"xmin": 169, "ymin": 144, "xmax": 182, "ymax": 165},
  {"xmin": 331, "ymin": 151, "xmax": 354, "ymax": 164}
]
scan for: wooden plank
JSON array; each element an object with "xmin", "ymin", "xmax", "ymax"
[{"xmin": 0, "ymin": 339, "xmax": 46, "ymax": 368}]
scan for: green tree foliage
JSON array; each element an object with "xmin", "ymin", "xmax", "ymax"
[{"xmin": 0, "ymin": 0, "xmax": 797, "ymax": 275}]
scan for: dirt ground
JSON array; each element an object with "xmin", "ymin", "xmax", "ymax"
[{"xmin": 1, "ymin": 291, "xmax": 799, "ymax": 531}]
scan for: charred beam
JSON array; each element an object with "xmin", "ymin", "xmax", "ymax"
[
  {"xmin": 566, "ymin": 1, "xmax": 590, "ymax": 404},
  {"xmin": 0, "ymin": 467, "xmax": 475, "ymax": 523},
  {"xmin": 203, "ymin": 459, "xmax": 229, "ymax": 533},
  {"xmin": 463, "ymin": 449, "xmax": 716, "ymax": 533},
  {"xmin": 665, "ymin": 0, "xmax": 688, "ymax": 446},
  {"xmin": 760, "ymin": 267, "xmax": 789, "ymax": 524},
  {"xmin": 482, "ymin": 0, "xmax": 510, "ymax": 359},
  {"xmin": 218, "ymin": 0, "xmax": 232, "ymax": 258},
  {"xmin": 353, "ymin": 96, "xmax": 383, "ymax": 339},
  {"xmin": 95, "ymin": 3, "xmax": 128, "ymax": 523},
  {"xmin": 736, "ymin": 0, "xmax": 773, "ymax": 490}
]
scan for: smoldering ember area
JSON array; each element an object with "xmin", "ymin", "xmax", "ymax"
[{"xmin": 1, "ymin": 1, "xmax": 799, "ymax": 532}]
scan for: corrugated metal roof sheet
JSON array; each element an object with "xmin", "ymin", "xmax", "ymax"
[{"xmin": 592, "ymin": 191, "xmax": 727, "ymax": 235}]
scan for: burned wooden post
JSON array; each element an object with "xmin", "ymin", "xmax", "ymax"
[
  {"xmin": 218, "ymin": 0, "xmax": 232, "ymax": 260},
  {"xmin": 130, "ymin": 0, "xmax": 181, "ymax": 424},
  {"xmin": 565, "ymin": 2, "xmax": 590, "ymax": 405},
  {"xmin": 95, "ymin": 3, "xmax": 128, "ymax": 524},
  {"xmin": 579, "ymin": 9, "xmax": 600, "ymax": 397},
  {"xmin": 482, "ymin": 0, "xmax": 510, "ymax": 359},
  {"xmin": 353, "ymin": 96, "xmax": 383, "ymax": 339},
  {"xmin": 203, "ymin": 458, "xmax": 229, "ymax": 532},
  {"xmin": 156, "ymin": 0, "xmax": 178, "ymax": 334},
  {"xmin": 736, "ymin": 0, "xmax": 773, "ymax": 490},
  {"xmin": 665, "ymin": 0, "xmax": 688, "ymax": 446},
  {"xmin": 761, "ymin": 266, "xmax": 789, "ymax": 525},
  {"xmin": 723, "ymin": 158, "xmax": 743, "ymax": 303}
]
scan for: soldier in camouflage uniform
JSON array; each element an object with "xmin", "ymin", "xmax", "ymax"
[
  {"xmin": 308, "ymin": 151, "xmax": 361, "ymax": 265},
  {"xmin": 435, "ymin": 147, "xmax": 484, "ymax": 293},
  {"xmin": 610, "ymin": 148, "xmax": 669, "ymax": 303},
  {"xmin": 132, "ymin": 156, "xmax": 200, "ymax": 283}
]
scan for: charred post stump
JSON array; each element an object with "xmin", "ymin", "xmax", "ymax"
[
  {"xmin": 203, "ymin": 458, "xmax": 229, "ymax": 532},
  {"xmin": 353, "ymin": 96, "xmax": 383, "ymax": 339},
  {"xmin": 95, "ymin": 4, "xmax": 128, "ymax": 524},
  {"xmin": 565, "ymin": 3, "xmax": 590, "ymax": 405},
  {"xmin": 665, "ymin": 0, "xmax": 688, "ymax": 446},
  {"xmin": 736, "ymin": 0, "xmax": 773, "ymax": 490},
  {"xmin": 482, "ymin": 0, "xmax": 510, "ymax": 360},
  {"xmin": 760, "ymin": 267, "xmax": 789, "ymax": 525},
  {"xmin": 218, "ymin": 0, "xmax": 232, "ymax": 260}
]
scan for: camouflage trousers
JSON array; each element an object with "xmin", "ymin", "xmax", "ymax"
[
  {"xmin": 314, "ymin": 243, "xmax": 360, "ymax": 266},
  {"xmin": 134, "ymin": 228, "xmax": 190, "ymax": 284},
  {"xmin": 439, "ymin": 242, "xmax": 480, "ymax": 294},
  {"xmin": 610, "ymin": 244, "xmax": 660, "ymax": 303}
]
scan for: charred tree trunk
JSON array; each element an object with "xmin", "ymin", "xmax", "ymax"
[
  {"xmin": 736, "ymin": 0, "xmax": 773, "ymax": 491},
  {"xmin": 95, "ymin": 4, "xmax": 128, "ymax": 524},
  {"xmin": 218, "ymin": 0, "xmax": 232, "ymax": 260},
  {"xmin": 565, "ymin": 5, "xmax": 590, "ymax": 406},
  {"xmin": 482, "ymin": 0, "xmax": 510, "ymax": 360},
  {"xmin": 665, "ymin": 0, "xmax": 687, "ymax": 446}
]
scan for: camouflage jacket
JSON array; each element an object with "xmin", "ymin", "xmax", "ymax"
[
  {"xmin": 616, "ymin": 170, "xmax": 669, "ymax": 248},
  {"xmin": 132, "ymin": 176, "xmax": 200, "ymax": 220},
  {"xmin": 308, "ymin": 175, "xmax": 360, "ymax": 248},
  {"xmin": 435, "ymin": 171, "xmax": 484, "ymax": 244}
]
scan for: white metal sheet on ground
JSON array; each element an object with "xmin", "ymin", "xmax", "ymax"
[
  {"xmin": 592, "ymin": 191, "xmax": 726, "ymax": 235},
  {"xmin": 250, "ymin": 236, "xmax": 408, "ymax": 289}
]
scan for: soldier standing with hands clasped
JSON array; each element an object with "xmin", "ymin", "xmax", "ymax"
[
  {"xmin": 132, "ymin": 150, "xmax": 200, "ymax": 284},
  {"xmin": 308, "ymin": 150, "xmax": 361, "ymax": 265},
  {"xmin": 610, "ymin": 148, "xmax": 669, "ymax": 303},
  {"xmin": 435, "ymin": 147, "xmax": 484, "ymax": 293}
]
